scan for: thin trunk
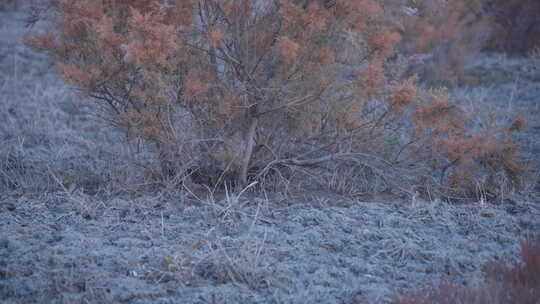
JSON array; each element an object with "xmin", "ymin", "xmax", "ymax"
[
  {"xmin": 157, "ymin": 141, "xmax": 174, "ymax": 179},
  {"xmin": 239, "ymin": 116, "xmax": 259, "ymax": 186}
]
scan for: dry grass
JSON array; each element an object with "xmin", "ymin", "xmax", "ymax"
[
  {"xmin": 2, "ymin": 186, "xmax": 539, "ymax": 303},
  {"xmin": 388, "ymin": 234, "xmax": 540, "ymax": 304},
  {"xmin": 0, "ymin": 6, "xmax": 539, "ymax": 304}
]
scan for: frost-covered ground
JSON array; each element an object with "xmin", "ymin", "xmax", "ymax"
[
  {"xmin": 1, "ymin": 190, "xmax": 539, "ymax": 304},
  {"xmin": 1, "ymin": 8, "xmax": 539, "ymax": 304}
]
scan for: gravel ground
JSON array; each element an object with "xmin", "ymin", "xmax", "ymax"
[{"xmin": 1, "ymin": 7, "xmax": 539, "ymax": 304}]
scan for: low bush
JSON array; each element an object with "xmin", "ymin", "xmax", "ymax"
[{"xmin": 23, "ymin": 0, "xmax": 525, "ymax": 200}]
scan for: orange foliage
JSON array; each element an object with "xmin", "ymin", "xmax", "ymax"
[
  {"xmin": 358, "ymin": 59, "xmax": 386, "ymax": 98},
  {"xmin": 400, "ymin": 0, "xmax": 490, "ymax": 85},
  {"xmin": 24, "ymin": 0, "xmax": 525, "ymax": 195},
  {"xmin": 388, "ymin": 76, "xmax": 418, "ymax": 113},
  {"xmin": 367, "ymin": 26, "xmax": 401, "ymax": 58},
  {"xmin": 58, "ymin": 63, "xmax": 93, "ymax": 88},
  {"xmin": 277, "ymin": 36, "xmax": 302, "ymax": 62},
  {"xmin": 411, "ymin": 89, "xmax": 525, "ymax": 196},
  {"xmin": 207, "ymin": 26, "xmax": 224, "ymax": 48},
  {"xmin": 22, "ymin": 32, "xmax": 58, "ymax": 52}
]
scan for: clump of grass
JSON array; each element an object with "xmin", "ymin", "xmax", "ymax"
[{"xmin": 386, "ymin": 234, "xmax": 540, "ymax": 304}]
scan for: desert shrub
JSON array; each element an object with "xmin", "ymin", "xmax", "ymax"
[
  {"xmin": 482, "ymin": 0, "xmax": 540, "ymax": 54},
  {"xmin": 389, "ymin": 235, "xmax": 540, "ymax": 304},
  {"xmin": 399, "ymin": 0, "xmax": 492, "ymax": 86},
  {"xmin": 24, "ymin": 0, "xmax": 525, "ymax": 199},
  {"xmin": 401, "ymin": 89, "xmax": 526, "ymax": 200}
]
